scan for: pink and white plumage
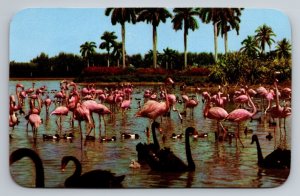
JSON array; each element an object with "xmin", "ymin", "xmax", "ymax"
[
  {"xmin": 136, "ymin": 100, "xmax": 169, "ymax": 120},
  {"xmin": 203, "ymin": 95, "xmax": 229, "ymax": 140},
  {"xmin": 28, "ymin": 113, "xmax": 42, "ymax": 138},
  {"xmin": 226, "ymin": 91, "xmax": 257, "ymax": 147}
]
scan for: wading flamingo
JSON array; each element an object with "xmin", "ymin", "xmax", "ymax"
[{"xmin": 226, "ymin": 90, "xmax": 257, "ymax": 148}]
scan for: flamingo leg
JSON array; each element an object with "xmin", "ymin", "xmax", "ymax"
[
  {"xmin": 219, "ymin": 121, "xmax": 227, "ymax": 141},
  {"xmin": 237, "ymin": 123, "xmax": 244, "ymax": 148},
  {"xmin": 102, "ymin": 115, "xmax": 107, "ymax": 137}
]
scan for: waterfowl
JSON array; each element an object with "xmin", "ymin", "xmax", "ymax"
[
  {"xmin": 10, "ymin": 148, "xmax": 45, "ymax": 187},
  {"xmin": 129, "ymin": 159, "xmax": 141, "ymax": 169},
  {"xmin": 266, "ymin": 132, "xmax": 273, "ymax": 141},
  {"xmin": 251, "ymin": 134, "xmax": 290, "ymax": 169},
  {"xmin": 99, "ymin": 136, "xmax": 117, "ymax": 142},
  {"xmin": 121, "ymin": 133, "xmax": 140, "ymax": 139},
  {"xmin": 171, "ymin": 133, "xmax": 184, "ymax": 139},
  {"xmin": 145, "ymin": 127, "xmax": 196, "ymax": 172},
  {"xmin": 61, "ymin": 156, "xmax": 125, "ymax": 188},
  {"xmin": 63, "ymin": 133, "xmax": 74, "ymax": 140},
  {"xmin": 43, "ymin": 134, "xmax": 60, "ymax": 141}
]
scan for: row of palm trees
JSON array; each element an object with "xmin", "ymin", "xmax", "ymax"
[
  {"xmin": 80, "ymin": 8, "xmax": 244, "ymax": 69},
  {"xmin": 80, "ymin": 8, "xmax": 290, "ymax": 70}
]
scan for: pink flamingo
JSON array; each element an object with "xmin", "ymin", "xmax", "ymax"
[
  {"xmin": 82, "ymin": 100, "xmax": 112, "ymax": 137},
  {"xmin": 233, "ymin": 94, "xmax": 249, "ymax": 108},
  {"xmin": 28, "ymin": 113, "xmax": 42, "ymax": 139},
  {"xmin": 137, "ymin": 89, "xmax": 172, "ymax": 121},
  {"xmin": 44, "ymin": 95, "xmax": 52, "ymax": 117},
  {"xmin": 73, "ymin": 102, "xmax": 93, "ymax": 141},
  {"xmin": 269, "ymin": 80, "xmax": 291, "ymax": 128},
  {"xmin": 264, "ymin": 89, "xmax": 275, "ymax": 114},
  {"xmin": 50, "ymin": 106, "xmax": 69, "ymax": 132},
  {"xmin": 226, "ymin": 91, "xmax": 257, "ymax": 147},
  {"xmin": 256, "ymin": 85, "xmax": 268, "ymax": 111},
  {"xmin": 203, "ymin": 94, "xmax": 229, "ymax": 141}
]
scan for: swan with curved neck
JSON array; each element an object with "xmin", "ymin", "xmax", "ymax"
[
  {"xmin": 61, "ymin": 156, "xmax": 125, "ymax": 188},
  {"xmin": 147, "ymin": 127, "xmax": 196, "ymax": 172},
  {"xmin": 136, "ymin": 121, "xmax": 161, "ymax": 163},
  {"xmin": 251, "ymin": 134, "xmax": 290, "ymax": 169},
  {"xmin": 10, "ymin": 148, "xmax": 45, "ymax": 188}
]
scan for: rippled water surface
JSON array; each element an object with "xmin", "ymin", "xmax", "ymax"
[{"xmin": 9, "ymin": 80, "xmax": 291, "ymax": 188}]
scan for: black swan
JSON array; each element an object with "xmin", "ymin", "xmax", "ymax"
[
  {"xmin": 61, "ymin": 156, "xmax": 125, "ymax": 188},
  {"xmin": 136, "ymin": 121, "xmax": 161, "ymax": 163},
  {"xmin": 10, "ymin": 148, "xmax": 45, "ymax": 187},
  {"xmin": 251, "ymin": 134, "xmax": 291, "ymax": 169},
  {"xmin": 146, "ymin": 127, "xmax": 196, "ymax": 172}
]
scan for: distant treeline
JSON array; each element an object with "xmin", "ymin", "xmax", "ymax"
[{"xmin": 9, "ymin": 51, "xmax": 215, "ymax": 78}]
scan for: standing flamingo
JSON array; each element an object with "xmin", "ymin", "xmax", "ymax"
[
  {"xmin": 203, "ymin": 94, "xmax": 229, "ymax": 141},
  {"xmin": 28, "ymin": 113, "xmax": 42, "ymax": 138},
  {"xmin": 226, "ymin": 90, "xmax": 257, "ymax": 147},
  {"xmin": 44, "ymin": 95, "xmax": 52, "ymax": 117},
  {"xmin": 82, "ymin": 100, "xmax": 112, "ymax": 138},
  {"xmin": 50, "ymin": 106, "xmax": 69, "ymax": 132},
  {"xmin": 269, "ymin": 80, "xmax": 291, "ymax": 128}
]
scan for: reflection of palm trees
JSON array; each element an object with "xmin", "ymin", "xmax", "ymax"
[
  {"xmin": 137, "ymin": 8, "xmax": 172, "ymax": 68},
  {"xmin": 275, "ymin": 38, "xmax": 291, "ymax": 59},
  {"xmin": 99, "ymin": 31, "xmax": 117, "ymax": 67},
  {"xmin": 172, "ymin": 8, "xmax": 200, "ymax": 69},
  {"xmin": 255, "ymin": 24, "xmax": 276, "ymax": 55},
  {"xmin": 240, "ymin": 35, "xmax": 260, "ymax": 57},
  {"xmin": 80, "ymin": 41, "xmax": 96, "ymax": 68},
  {"xmin": 105, "ymin": 8, "xmax": 137, "ymax": 68}
]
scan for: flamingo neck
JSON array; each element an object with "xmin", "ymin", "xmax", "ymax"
[
  {"xmin": 274, "ymin": 81, "xmax": 281, "ymax": 110},
  {"xmin": 185, "ymin": 129, "xmax": 195, "ymax": 171},
  {"xmin": 247, "ymin": 93, "xmax": 257, "ymax": 116}
]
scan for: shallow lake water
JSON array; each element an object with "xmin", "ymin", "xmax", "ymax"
[{"xmin": 9, "ymin": 80, "xmax": 291, "ymax": 188}]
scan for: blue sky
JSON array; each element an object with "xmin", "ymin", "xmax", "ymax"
[{"xmin": 10, "ymin": 8, "xmax": 291, "ymax": 62}]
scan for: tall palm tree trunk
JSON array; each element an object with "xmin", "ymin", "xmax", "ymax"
[
  {"xmin": 184, "ymin": 26, "xmax": 188, "ymax": 69},
  {"xmin": 153, "ymin": 25, "xmax": 157, "ymax": 68},
  {"xmin": 224, "ymin": 31, "xmax": 228, "ymax": 54},
  {"xmin": 107, "ymin": 50, "xmax": 110, "ymax": 67},
  {"xmin": 214, "ymin": 22, "xmax": 218, "ymax": 62},
  {"xmin": 122, "ymin": 23, "xmax": 126, "ymax": 69}
]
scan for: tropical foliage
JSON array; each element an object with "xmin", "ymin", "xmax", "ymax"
[
  {"xmin": 99, "ymin": 31, "xmax": 117, "ymax": 67},
  {"xmin": 10, "ymin": 8, "xmax": 291, "ymax": 85}
]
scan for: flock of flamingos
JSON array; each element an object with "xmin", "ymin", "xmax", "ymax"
[{"xmin": 9, "ymin": 76, "xmax": 292, "ymax": 188}]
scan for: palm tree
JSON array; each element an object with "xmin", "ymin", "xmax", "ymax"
[
  {"xmin": 172, "ymin": 8, "xmax": 200, "ymax": 69},
  {"xmin": 275, "ymin": 38, "xmax": 291, "ymax": 59},
  {"xmin": 199, "ymin": 8, "xmax": 223, "ymax": 62},
  {"xmin": 240, "ymin": 35, "xmax": 260, "ymax": 57},
  {"xmin": 80, "ymin": 41, "xmax": 97, "ymax": 68},
  {"xmin": 99, "ymin": 31, "xmax": 117, "ymax": 67},
  {"xmin": 162, "ymin": 47, "xmax": 177, "ymax": 69},
  {"xmin": 137, "ymin": 8, "xmax": 172, "ymax": 68},
  {"xmin": 217, "ymin": 8, "xmax": 244, "ymax": 54},
  {"xmin": 112, "ymin": 42, "xmax": 123, "ymax": 67},
  {"xmin": 105, "ymin": 8, "xmax": 137, "ymax": 69},
  {"xmin": 255, "ymin": 24, "xmax": 276, "ymax": 55}
]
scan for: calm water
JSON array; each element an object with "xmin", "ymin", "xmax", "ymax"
[{"xmin": 9, "ymin": 80, "xmax": 291, "ymax": 188}]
